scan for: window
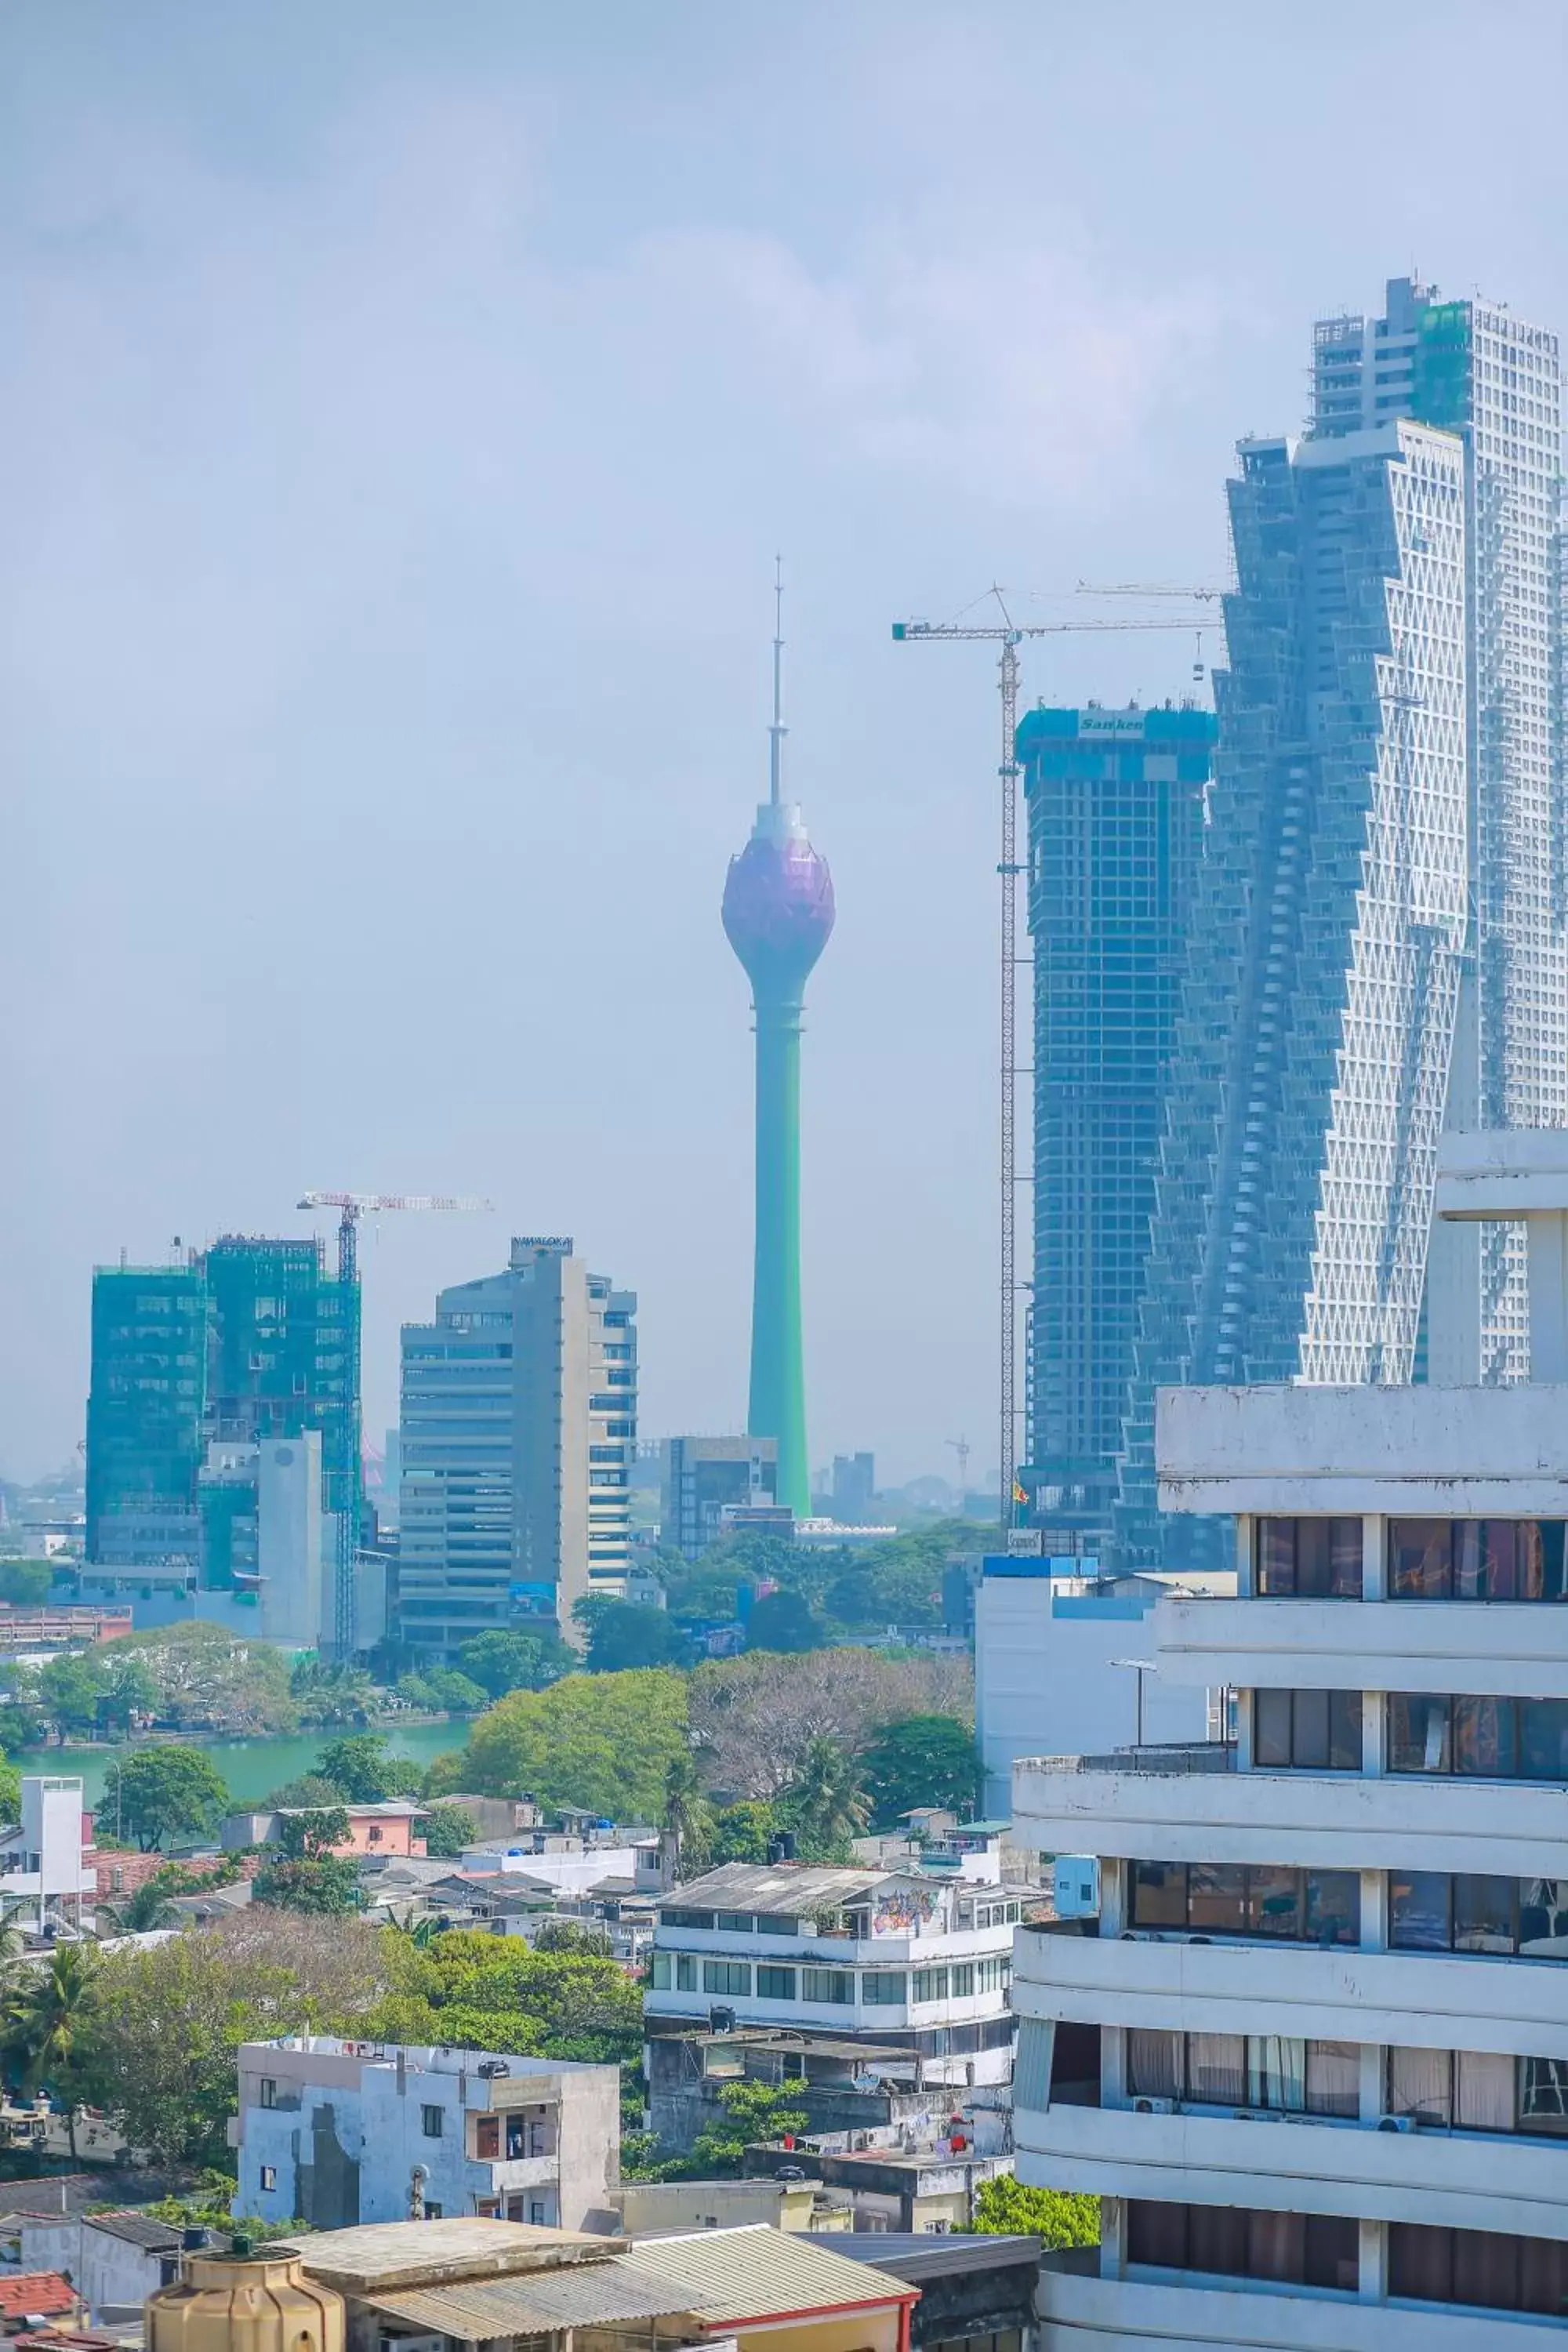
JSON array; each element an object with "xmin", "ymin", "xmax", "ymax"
[
  {"xmin": 259, "ymin": 2078, "xmax": 278, "ymax": 2109},
  {"xmin": 801, "ymin": 1967, "xmax": 854, "ymax": 2005},
  {"xmin": 367, "ymin": 1824, "xmax": 383, "ymax": 1844},
  {"xmin": 1254, "ymin": 1687, "xmax": 1361, "ymax": 1770},
  {"xmin": 714, "ymin": 1911, "xmax": 754, "ymax": 1933},
  {"xmin": 1390, "ymin": 2223, "xmax": 1568, "ymax": 2315},
  {"xmin": 1132, "ymin": 2034, "xmax": 1356, "ymax": 2118},
  {"xmin": 1386, "ymin": 2048, "xmax": 1568, "ymax": 2137},
  {"xmin": 861, "ymin": 1971, "xmax": 906, "ymax": 2005},
  {"xmin": 675, "ymin": 1955, "xmax": 697, "ymax": 1992},
  {"xmin": 421, "ymin": 2104, "xmax": 444, "ymax": 2138},
  {"xmin": 913, "ymin": 1966, "xmax": 950, "ymax": 2003},
  {"xmin": 474, "ymin": 2114, "xmax": 501, "ymax": 2160},
  {"xmin": 1390, "ymin": 1518, "xmax": 1568, "ymax": 1601},
  {"xmin": 1131, "ymin": 1861, "xmax": 1358, "ymax": 1947},
  {"xmin": 702, "ymin": 1959, "xmax": 751, "ymax": 1996},
  {"xmin": 529, "ymin": 2201, "xmax": 546, "ymax": 2227},
  {"xmin": 648, "ymin": 1951, "xmax": 672, "ymax": 1990},
  {"xmin": 757, "ymin": 1965, "xmax": 797, "ymax": 2001},
  {"xmin": 977, "ymin": 1955, "xmax": 1011, "ymax": 1993},
  {"xmin": 259, "ymin": 2165, "xmax": 277, "ymax": 2193},
  {"xmin": 661, "ymin": 1907, "xmax": 713, "ymax": 1929},
  {"xmin": 1256, "ymin": 1517, "xmax": 1363, "ymax": 1597},
  {"xmin": 949, "ymin": 1962, "xmax": 975, "ymax": 1998},
  {"xmin": 1128, "ymin": 2201, "xmax": 1357, "ymax": 2291},
  {"xmin": 1389, "ymin": 1693, "xmax": 1568, "ymax": 1780},
  {"xmin": 754, "ymin": 1912, "xmax": 797, "ymax": 1936}
]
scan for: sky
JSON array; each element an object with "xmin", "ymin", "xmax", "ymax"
[{"xmin": 5, "ymin": 1, "xmax": 1568, "ymax": 1491}]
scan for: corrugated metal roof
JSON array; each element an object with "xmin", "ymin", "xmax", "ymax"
[
  {"xmin": 662, "ymin": 1864, "xmax": 889, "ymax": 1913},
  {"xmin": 623, "ymin": 2228, "xmax": 916, "ymax": 2324},
  {"xmin": 364, "ymin": 2262, "xmax": 696, "ymax": 2339}
]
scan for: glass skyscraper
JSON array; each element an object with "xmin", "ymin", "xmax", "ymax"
[
  {"xmin": 1116, "ymin": 416, "xmax": 1471, "ymax": 1567},
  {"xmin": 1019, "ymin": 702, "xmax": 1215, "ymax": 1555}
]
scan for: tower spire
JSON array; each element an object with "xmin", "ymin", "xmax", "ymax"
[{"xmin": 768, "ymin": 554, "xmax": 786, "ymax": 808}]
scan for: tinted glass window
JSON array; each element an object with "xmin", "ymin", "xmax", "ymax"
[
  {"xmin": 1392, "ymin": 1519, "xmax": 1451, "ymax": 1598},
  {"xmin": 1131, "ymin": 1861, "xmax": 1185, "ymax": 1928},
  {"xmin": 1391, "ymin": 1871, "xmax": 1451, "ymax": 1951},
  {"xmin": 1248, "ymin": 1864, "xmax": 1301, "ymax": 1939},
  {"xmin": 1454, "ymin": 1693, "xmax": 1518, "ymax": 1777},
  {"xmin": 1454, "ymin": 1875, "xmax": 1515, "ymax": 1955},
  {"xmin": 1521, "ymin": 1698, "xmax": 1568, "ymax": 1780},
  {"xmin": 1254, "ymin": 1689, "xmax": 1292, "ymax": 1767},
  {"xmin": 1187, "ymin": 1864, "xmax": 1247, "ymax": 1934},
  {"xmin": 1389, "ymin": 1693, "xmax": 1451, "ymax": 1772},
  {"xmin": 1305, "ymin": 1870, "xmax": 1359, "ymax": 1947}
]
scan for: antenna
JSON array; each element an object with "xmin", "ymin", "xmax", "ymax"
[{"xmin": 769, "ymin": 554, "xmax": 786, "ymax": 807}]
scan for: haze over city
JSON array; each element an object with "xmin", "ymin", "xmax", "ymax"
[{"xmin": 5, "ymin": 0, "xmax": 1568, "ymax": 1484}]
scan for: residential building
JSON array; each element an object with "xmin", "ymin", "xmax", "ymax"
[
  {"xmin": 0, "ymin": 2277, "xmax": 80, "ymax": 2336},
  {"xmin": 231, "ymin": 2038, "xmax": 621, "ymax": 2232},
  {"xmin": 611, "ymin": 2179, "xmax": 852, "ymax": 2237},
  {"xmin": 1310, "ymin": 278, "xmax": 1566, "ymax": 1383},
  {"xmin": 1018, "ymin": 702, "xmax": 1215, "ymax": 1555},
  {"xmin": 1118, "ymin": 408, "xmax": 1470, "ymax": 1570},
  {"xmin": 1013, "ymin": 1132, "xmax": 1568, "ymax": 2343},
  {"xmin": 830, "ymin": 1454, "xmax": 877, "ymax": 1523},
  {"xmin": 745, "ymin": 2133, "xmax": 1013, "ymax": 2235},
  {"xmin": 817, "ymin": 2233, "xmax": 1040, "ymax": 2352},
  {"xmin": 397, "ymin": 1237, "xmax": 636, "ymax": 1653},
  {"xmin": 20, "ymin": 2212, "xmax": 220, "ymax": 2320},
  {"xmin": 84, "ymin": 1238, "xmax": 359, "ymax": 1638},
  {"xmin": 622, "ymin": 2227, "xmax": 917, "ymax": 2352},
  {"xmin": 665, "ymin": 1437, "xmax": 778, "ymax": 1561},
  {"xmin": 0, "ymin": 1777, "xmax": 96, "ymax": 1933},
  {"xmin": 220, "ymin": 1801, "xmax": 428, "ymax": 1858},
  {"xmin": 973, "ymin": 1555, "xmax": 1230, "ymax": 1817},
  {"xmin": 644, "ymin": 1860, "xmax": 1020, "ymax": 2147}
]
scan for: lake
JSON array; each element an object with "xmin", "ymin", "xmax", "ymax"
[{"xmin": 11, "ymin": 1718, "xmax": 466, "ymax": 1809}]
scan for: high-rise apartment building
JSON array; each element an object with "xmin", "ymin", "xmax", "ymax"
[
  {"xmin": 1018, "ymin": 703, "xmax": 1215, "ymax": 1553},
  {"xmin": 1014, "ymin": 1131, "xmax": 1568, "ymax": 2344},
  {"xmin": 397, "ymin": 1238, "xmax": 636, "ymax": 1654},
  {"xmin": 1311, "ymin": 276, "xmax": 1566, "ymax": 1381},
  {"xmin": 663, "ymin": 1436, "xmax": 778, "ymax": 1561},
  {"xmin": 1117, "ymin": 415, "xmax": 1470, "ymax": 1567},
  {"xmin": 85, "ymin": 1240, "xmax": 358, "ymax": 1628}
]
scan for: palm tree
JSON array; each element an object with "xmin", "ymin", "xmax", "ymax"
[
  {"xmin": 661, "ymin": 1750, "xmax": 711, "ymax": 1884},
  {"xmin": 788, "ymin": 1736, "xmax": 870, "ymax": 1854},
  {"xmin": 3, "ymin": 1944, "xmax": 101, "ymax": 2161},
  {"xmin": 100, "ymin": 1880, "xmax": 181, "ymax": 1936}
]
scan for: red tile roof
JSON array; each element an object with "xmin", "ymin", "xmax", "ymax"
[{"xmin": 0, "ymin": 2279, "xmax": 77, "ymax": 2323}]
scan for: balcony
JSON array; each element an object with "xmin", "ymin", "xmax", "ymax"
[
  {"xmin": 1155, "ymin": 1595, "xmax": 1568, "ymax": 1700},
  {"xmin": 1014, "ymin": 2101, "xmax": 1568, "ymax": 2242},
  {"xmin": 1011, "ymin": 1754, "xmax": 1568, "ymax": 1877},
  {"xmin": 1013, "ymin": 1928, "xmax": 1568, "ymax": 2062},
  {"xmin": 1037, "ymin": 2262, "xmax": 1567, "ymax": 2348}
]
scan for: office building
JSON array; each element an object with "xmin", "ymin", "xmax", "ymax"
[
  {"xmin": 830, "ymin": 1451, "xmax": 877, "ymax": 1522},
  {"xmin": 1117, "ymin": 410, "xmax": 1470, "ymax": 1567},
  {"xmin": 664, "ymin": 1436, "xmax": 778, "ymax": 1560},
  {"xmin": 232, "ymin": 2036, "xmax": 620, "ymax": 2231},
  {"xmin": 1311, "ymin": 276, "xmax": 1566, "ymax": 1381},
  {"xmin": 722, "ymin": 575, "xmax": 834, "ymax": 1519},
  {"xmin": 84, "ymin": 1240, "xmax": 358, "ymax": 1638},
  {"xmin": 397, "ymin": 1237, "xmax": 636, "ymax": 1653},
  {"xmin": 1014, "ymin": 1129, "xmax": 1568, "ymax": 2344},
  {"xmin": 1018, "ymin": 702, "xmax": 1215, "ymax": 1552}
]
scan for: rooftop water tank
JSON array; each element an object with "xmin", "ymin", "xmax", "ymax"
[{"xmin": 147, "ymin": 2248, "xmax": 343, "ymax": 2352}]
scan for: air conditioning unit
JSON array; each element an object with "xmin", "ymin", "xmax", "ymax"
[
  {"xmin": 1131, "ymin": 2096, "xmax": 1175, "ymax": 2115},
  {"xmin": 1377, "ymin": 2114, "xmax": 1416, "ymax": 2134}
]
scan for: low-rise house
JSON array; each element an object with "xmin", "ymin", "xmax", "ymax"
[
  {"xmin": 745, "ymin": 2132, "xmax": 1014, "ymax": 2234},
  {"xmin": 0, "ymin": 2281, "xmax": 80, "ymax": 2338},
  {"xmin": 0, "ymin": 1780, "xmax": 96, "ymax": 1934},
  {"xmin": 815, "ymin": 2234, "xmax": 1040, "ymax": 2352},
  {"xmin": 232, "ymin": 2037, "xmax": 621, "ymax": 2232},
  {"xmin": 605, "ymin": 2180, "xmax": 852, "ymax": 2238},
  {"xmin": 221, "ymin": 1802, "xmax": 427, "ymax": 1858},
  {"xmin": 20, "ymin": 2214, "xmax": 227, "ymax": 2321},
  {"xmin": 625, "ymin": 2226, "xmax": 919, "ymax": 2352}
]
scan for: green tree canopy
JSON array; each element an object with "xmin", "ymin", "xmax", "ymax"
[
  {"xmin": 575, "ymin": 1599, "xmax": 694, "ymax": 1673},
  {"xmin": 252, "ymin": 1853, "xmax": 363, "ymax": 1915},
  {"xmin": 106, "ymin": 1621, "xmax": 298, "ymax": 1734},
  {"xmin": 744, "ymin": 1588, "xmax": 823, "ymax": 1653},
  {"xmin": 275, "ymin": 1806, "xmax": 351, "ymax": 1859},
  {"xmin": 966, "ymin": 2176, "xmax": 1099, "ymax": 2246},
  {"xmin": 316, "ymin": 1733, "xmax": 423, "ymax": 1803},
  {"xmin": 460, "ymin": 1668, "xmax": 689, "ymax": 1820},
  {"xmin": 862, "ymin": 1715, "xmax": 984, "ymax": 1826},
  {"xmin": 421, "ymin": 1801, "xmax": 476, "ymax": 1858},
  {"xmin": 457, "ymin": 1628, "xmax": 574, "ymax": 1700},
  {"xmin": 2, "ymin": 1944, "xmax": 100, "ymax": 2159},
  {"xmin": 0, "ymin": 1560, "xmax": 54, "ymax": 1609},
  {"xmin": 100, "ymin": 1746, "xmax": 230, "ymax": 1850},
  {"xmin": 368, "ymin": 1929, "xmax": 644, "ymax": 2068},
  {"xmin": 267, "ymin": 1773, "xmax": 346, "ymax": 1809},
  {"xmin": 782, "ymin": 1734, "xmax": 869, "ymax": 1855}
]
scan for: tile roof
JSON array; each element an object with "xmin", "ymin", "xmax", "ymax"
[
  {"xmin": 0, "ymin": 2278, "xmax": 77, "ymax": 2321},
  {"xmin": 624, "ymin": 2227, "xmax": 916, "ymax": 2325}
]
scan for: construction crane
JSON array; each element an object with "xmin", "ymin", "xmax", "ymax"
[
  {"xmin": 297, "ymin": 1190, "xmax": 495, "ymax": 1654},
  {"xmin": 892, "ymin": 589, "xmax": 1219, "ymax": 1531}
]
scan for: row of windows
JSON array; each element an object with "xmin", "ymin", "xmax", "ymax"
[
  {"xmin": 1128, "ymin": 2203, "xmax": 1568, "ymax": 2314},
  {"xmin": 1391, "ymin": 1871, "xmax": 1566, "ymax": 1958},
  {"xmin": 1254, "ymin": 1515, "xmax": 1568, "ymax": 1600},
  {"xmin": 648, "ymin": 1953, "xmax": 1011, "ymax": 2002},
  {"xmin": 1244, "ymin": 1689, "xmax": 1568, "ymax": 1780},
  {"xmin": 1127, "ymin": 2030, "xmax": 1568, "ymax": 2136},
  {"xmin": 1131, "ymin": 1862, "xmax": 1359, "ymax": 1945},
  {"xmin": 658, "ymin": 1904, "xmax": 1021, "ymax": 1935}
]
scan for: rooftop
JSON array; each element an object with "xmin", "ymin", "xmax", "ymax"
[
  {"xmin": 283, "ymin": 2220, "xmax": 619, "ymax": 2292},
  {"xmin": 662, "ymin": 1863, "xmax": 892, "ymax": 1912},
  {"xmin": 626, "ymin": 2227, "xmax": 916, "ymax": 2325},
  {"xmin": 0, "ymin": 2279, "xmax": 76, "ymax": 2323}
]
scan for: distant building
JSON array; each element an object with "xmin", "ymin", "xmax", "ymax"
[
  {"xmin": 830, "ymin": 1452, "xmax": 877, "ymax": 1523},
  {"xmin": 84, "ymin": 1237, "xmax": 359, "ymax": 1639},
  {"xmin": 232, "ymin": 2036, "xmax": 621, "ymax": 2231},
  {"xmin": 664, "ymin": 1436, "xmax": 778, "ymax": 1560},
  {"xmin": 0, "ymin": 1776, "xmax": 96, "ymax": 1933},
  {"xmin": 397, "ymin": 1238, "xmax": 636, "ymax": 1653},
  {"xmin": 1017, "ymin": 702, "xmax": 1214, "ymax": 1557}
]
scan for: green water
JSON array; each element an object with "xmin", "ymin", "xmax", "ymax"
[{"xmin": 12, "ymin": 1718, "xmax": 465, "ymax": 1809}]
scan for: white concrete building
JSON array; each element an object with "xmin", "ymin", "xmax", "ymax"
[
  {"xmin": 645, "ymin": 1861, "xmax": 1020, "ymax": 2092},
  {"xmin": 0, "ymin": 1777, "xmax": 95, "ymax": 1931},
  {"xmin": 1012, "ymin": 1141, "xmax": 1568, "ymax": 2342},
  {"xmin": 975, "ymin": 1558, "xmax": 1231, "ymax": 1816},
  {"xmin": 231, "ymin": 2037, "xmax": 620, "ymax": 2234}
]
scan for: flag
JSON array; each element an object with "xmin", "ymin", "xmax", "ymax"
[{"xmin": 1011, "ymin": 1480, "xmax": 1029, "ymax": 1507}]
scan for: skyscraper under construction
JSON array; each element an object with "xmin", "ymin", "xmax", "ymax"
[{"xmin": 722, "ymin": 575, "xmax": 834, "ymax": 1519}]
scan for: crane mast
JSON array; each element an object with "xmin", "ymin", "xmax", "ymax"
[{"xmin": 892, "ymin": 595, "xmax": 1218, "ymax": 1532}]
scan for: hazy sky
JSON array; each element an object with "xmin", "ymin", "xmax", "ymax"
[{"xmin": 6, "ymin": 2, "xmax": 1568, "ymax": 1490}]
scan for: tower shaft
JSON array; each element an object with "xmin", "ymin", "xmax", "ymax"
[{"xmin": 747, "ymin": 989, "xmax": 808, "ymax": 1516}]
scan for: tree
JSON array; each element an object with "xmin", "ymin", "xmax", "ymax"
[
  {"xmin": 744, "ymin": 1589, "xmax": 823, "ymax": 1653},
  {"xmin": 316, "ymin": 1733, "xmax": 422, "ymax": 1803},
  {"xmin": 688, "ymin": 1648, "xmax": 974, "ymax": 1801},
  {"xmin": 100, "ymin": 1746, "xmax": 230, "ymax": 1850},
  {"xmin": 89, "ymin": 1910, "xmax": 394, "ymax": 2168},
  {"xmin": 0, "ymin": 1561, "xmax": 53, "ymax": 1609},
  {"xmin": 290, "ymin": 1660, "xmax": 377, "ymax": 1726},
  {"xmin": 38, "ymin": 1652, "xmax": 108, "ymax": 1734},
  {"xmin": 783, "ymin": 1735, "xmax": 869, "ymax": 1853},
  {"xmin": 532, "ymin": 1918, "xmax": 613, "ymax": 1958},
  {"xmin": 457, "ymin": 1629, "xmax": 574, "ymax": 1700},
  {"xmin": 706, "ymin": 1800, "xmax": 778, "ymax": 1864},
  {"xmin": 97, "ymin": 1653, "xmax": 158, "ymax": 1733},
  {"xmin": 461, "ymin": 1669, "xmax": 689, "ymax": 1820},
  {"xmin": 421, "ymin": 1802, "xmax": 476, "ymax": 1858},
  {"xmin": 661, "ymin": 1749, "xmax": 711, "ymax": 1875},
  {"xmin": 252, "ymin": 1855, "xmax": 363, "ymax": 1915},
  {"xmin": 105, "ymin": 1622, "xmax": 297, "ymax": 1735},
  {"xmin": 0, "ymin": 1762, "xmax": 23, "ymax": 1829},
  {"xmin": 690, "ymin": 2080, "xmax": 808, "ymax": 2176},
  {"xmin": 368, "ymin": 1930, "xmax": 644, "ymax": 2070},
  {"xmin": 2, "ymin": 1944, "xmax": 100, "ymax": 2159},
  {"xmin": 861, "ymin": 1715, "xmax": 984, "ymax": 1826},
  {"xmin": 966, "ymin": 2176, "xmax": 1099, "ymax": 2246},
  {"xmin": 267, "ymin": 1774, "xmax": 346, "ymax": 1809},
  {"xmin": 275, "ymin": 1806, "xmax": 352, "ymax": 1858},
  {"xmin": 420, "ymin": 1667, "xmax": 489, "ymax": 1713},
  {"xmin": 575, "ymin": 1599, "xmax": 694, "ymax": 1674}
]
